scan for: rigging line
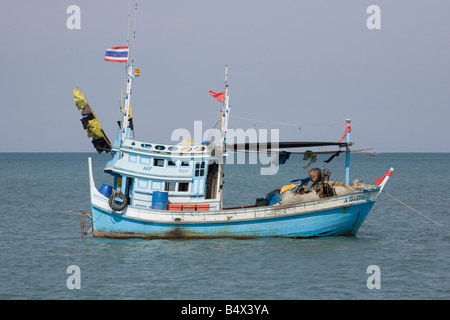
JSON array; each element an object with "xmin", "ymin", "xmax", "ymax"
[
  {"xmin": 230, "ymin": 114, "xmax": 300, "ymax": 126},
  {"xmin": 230, "ymin": 114, "xmax": 340, "ymax": 128},
  {"xmin": 123, "ymin": 0, "xmax": 132, "ymax": 98},
  {"xmin": 126, "ymin": 0, "xmax": 131, "ymax": 48},
  {"xmin": 131, "ymin": 1, "xmax": 138, "ymax": 63},
  {"xmin": 383, "ymin": 191, "xmax": 450, "ymax": 232}
]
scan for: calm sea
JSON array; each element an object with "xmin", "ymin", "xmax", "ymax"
[{"xmin": 0, "ymin": 152, "xmax": 449, "ymax": 300}]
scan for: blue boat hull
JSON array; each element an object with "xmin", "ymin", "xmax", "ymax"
[{"xmin": 91, "ymin": 201, "xmax": 375, "ymax": 239}]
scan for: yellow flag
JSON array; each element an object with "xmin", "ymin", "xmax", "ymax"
[
  {"xmin": 73, "ymin": 88, "xmax": 85, "ymax": 101},
  {"xmin": 86, "ymin": 118, "xmax": 104, "ymax": 139},
  {"xmin": 73, "ymin": 88, "xmax": 88, "ymax": 111}
]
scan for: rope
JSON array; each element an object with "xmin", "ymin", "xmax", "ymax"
[
  {"xmin": 230, "ymin": 114, "xmax": 342, "ymax": 127},
  {"xmin": 383, "ymin": 191, "xmax": 450, "ymax": 232},
  {"xmin": 126, "ymin": 0, "xmax": 131, "ymax": 48},
  {"xmin": 230, "ymin": 114, "xmax": 300, "ymax": 127},
  {"xmin": 131, "ymin": 2, "xmax": 137, "ymax": 63}
]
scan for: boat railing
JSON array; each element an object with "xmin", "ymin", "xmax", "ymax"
[{"xmin": 121, "ymin": 138, "xmax": 209, "ymax": 156}]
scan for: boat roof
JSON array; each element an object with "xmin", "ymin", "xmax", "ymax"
[
  {"xmin": 117, "ymin": 138, "xmax": 351, "ymax": 157},
  {"xmin": 118, "ymin": 138, "xmax": 214, "ymax": 159},
  {"xmin": 228, "ymin": 141, "xmax": 352, "ymax": 151}
]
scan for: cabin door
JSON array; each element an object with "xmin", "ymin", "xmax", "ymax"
[
  {"xmin": 205, "ymin": 162, "xmax": 218, "ymax": 199},
  {"xmin": 192, "ymin": 161, "xmax": 206, "ymax": 196}
]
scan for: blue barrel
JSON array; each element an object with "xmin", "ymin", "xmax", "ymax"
[
  {"xmin": 152, "ymin": 191, "xmax": 169, "ymax": 210},
  {"xmin": 98, "ymin": 184, "xmax": 112, "ymax": 198}
]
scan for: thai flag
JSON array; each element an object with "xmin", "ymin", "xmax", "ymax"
[{"xmin": 104, "ymin": 46, "xmax": 129, "ymax": 63}]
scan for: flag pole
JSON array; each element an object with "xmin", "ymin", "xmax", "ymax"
[
  {"xmin": 120, "ymin": 2, "xmax": 137, "ymax": 146},
  {"xmin": 217, "ymin": 65, "xmax": 230, "ymax": 208},
  {"xmin": 131, "ymin": 2, "xmax": 137, "ymax": 63},
  {"xmin": 345, "ymin": 119, "xmax": 351, "ymax": 185},
  {"xmin": 121, "ymin": 63, "xmax": 133, "ymax": 146},
  {"xmin": 222, "ymin": 65, "xmax": 230, "ymax": 149}
]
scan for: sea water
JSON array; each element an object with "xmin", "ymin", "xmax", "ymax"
[{"xmin": 0, "ymin": 152, "xmax": 449, "ymax": 300}]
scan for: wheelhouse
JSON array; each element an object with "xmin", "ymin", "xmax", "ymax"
[{"xmin": 104, "ymin": 138, "xmax": 223, "ymax": 211}]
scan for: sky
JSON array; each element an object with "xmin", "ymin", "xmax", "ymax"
[{"xmin": 1, "ymin": 0, "xmax": 450, "ymax": 152}]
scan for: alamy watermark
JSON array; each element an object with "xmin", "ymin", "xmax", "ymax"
[
  {"xmin": 66, "ymin": 5, "xmax": 81, "ymax": 30},
  {"xmin": 66, "ymin": 265, "xmax": 81, "ymax": 289},
  {"xmin": 366, "ymin": 265, "xmax": 381, "ymax": 289},
  {"xmin": 367, "ymin": 5, "xmax": 381, "ymax": 30},
  {"xmin": 66, "ymin": 4, "xmax": 381, "ymax": 31},
  {"xmin": 171, "ymin": 121, "xmax": 280, "ymax": 175}
]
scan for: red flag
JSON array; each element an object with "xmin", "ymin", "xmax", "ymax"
[
  {"xmin": 338, "ymin": 121, "xmax": 352, "ymax": 143},
  {"xmin": 375, "ymin": 169, "xmax": 393, "ymax": 185},
  {"xmin": 209, "ymin": 90, "xmax": 225, "ymax": 103}
]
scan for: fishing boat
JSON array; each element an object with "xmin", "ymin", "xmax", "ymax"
[
  {"xmin": 360, "ymin": 150, "xmax": 378, "ymax": 157},
  {"xmin": 73, "ymin": 45, "xmax": 393, "ymax": 239}
]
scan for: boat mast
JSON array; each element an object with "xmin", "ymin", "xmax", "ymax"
[
  {"xmin": 121, "ymin": 1, "xmax": 137, "ymax": 147},
  {"xmin": 121, "ymin": 63, "xmax": 134, "ymax": 146},
  {"xmin": 216, "ymin": 66, "xmax": 230, "ymax": 208},
  {"xmin": 221, "ymin": 65, "xmax": 230, "ymax": 148}
]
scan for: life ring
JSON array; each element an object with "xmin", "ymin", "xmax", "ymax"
[{"xmin": 108, "ymin": 190, "xmax": 128, "ymax": 211}]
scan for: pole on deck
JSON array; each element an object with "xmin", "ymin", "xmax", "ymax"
[{"xmin": 345, "ymin": 119, "xmax": 351, "ymax": 186}]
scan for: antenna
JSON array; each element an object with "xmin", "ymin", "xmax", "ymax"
[
  {"xmin": 131, "ymin": 2, "xmax": 138, "ymax": 63},
  {"xmin": 222, "ymin": 65, "xmax": 231, "ymax": 149},
  {"xmin": 225, "ymin": 65, "xmax": 228, "ymax": 87},
  {"xmin": 126, "ymin": 0, "xmax": 131, "ymax": 48}
]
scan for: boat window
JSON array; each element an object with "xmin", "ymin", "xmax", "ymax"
[
  {"xmin": 165, "ymin": 182, "xmax": 176, "ymax": 192},
  {"xmin": 178, "ymin": 182, "xmax": 189, "ymax": 192},
  {"xmin": 195, "ymin": 162, "xmax": 206, "ymax": 177},
  {"xmin": 168, "ymin": 160, "xmax": 176, "ymax": 167},
  {"xmin": 153, "ymin": 158, "xmax": 164, "ymax": 167},
  {"xmin": 181, "ymin": 161, "xmax": 190, "ymax": 167}
]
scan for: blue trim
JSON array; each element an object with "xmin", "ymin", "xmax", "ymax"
[
  {"xmin": 128, "ymin": 155, "xmax": 137, "ymax": 163},
  {"xmin": 139, "ymin": 157, "xmax": 151, "ymax": 165}
]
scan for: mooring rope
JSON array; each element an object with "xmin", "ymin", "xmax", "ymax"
[{"xmin": 383, "ymin": 191, "xmax": 450, "ymax": 232}]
